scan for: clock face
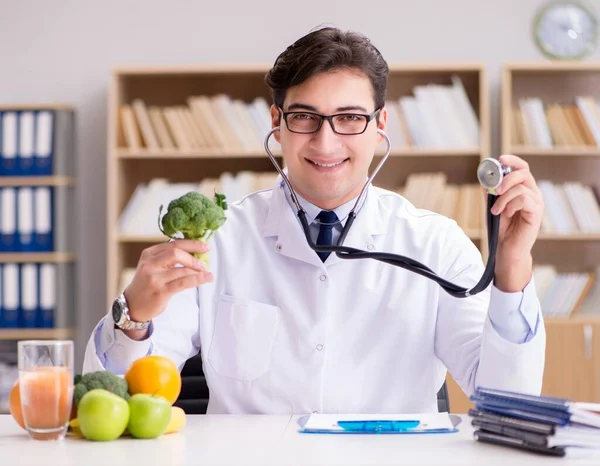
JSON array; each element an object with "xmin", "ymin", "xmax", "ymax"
[{"xmin": 533, "ymin": 1, "xmax": 598, "ymax": 59}]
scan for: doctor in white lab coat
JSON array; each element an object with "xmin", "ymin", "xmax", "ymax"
[{"xmin": 83, "ymin": 27, "xmax": 546, "ymax": 415}]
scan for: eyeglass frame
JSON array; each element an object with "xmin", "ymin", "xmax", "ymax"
[{"xmin": 278, "ymin": 107, "xmax": 381, "ymax": 135}]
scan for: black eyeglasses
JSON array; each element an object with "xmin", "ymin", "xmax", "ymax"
[{"xmin": 280, "ymin": 108, "xmax": 380, "ymax": 135}]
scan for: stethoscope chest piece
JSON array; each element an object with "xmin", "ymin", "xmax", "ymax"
[{"xmin": 477, "ymin": 158, "xmax": 512, "ymax": 193}]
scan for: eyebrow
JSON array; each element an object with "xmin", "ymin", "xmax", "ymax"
[{"xmin": 286, "ymin": 103, "xmax": 369, "ymax": 113}]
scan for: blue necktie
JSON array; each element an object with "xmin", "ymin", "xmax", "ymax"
[{"xmin": 316, "ymin": 210, "xmax": 338, "ymax": 262}]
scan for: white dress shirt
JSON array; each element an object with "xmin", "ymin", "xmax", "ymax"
[{"xmin": 83, "ymin": 179, "xmax": 546, "ymax": 414}]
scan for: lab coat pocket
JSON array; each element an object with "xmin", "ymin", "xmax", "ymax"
[{"xmin": 208, "ymin": 294, "xmax": 280, "ymax": 382}]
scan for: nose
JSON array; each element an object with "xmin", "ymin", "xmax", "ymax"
[{"xmin": 309, "ymin": 119, "xmax": 342, "ymax": 154}]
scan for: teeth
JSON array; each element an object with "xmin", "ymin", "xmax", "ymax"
[{"xmin": 311, "ymin": 160, "xmax": 345, "ymax": 168}]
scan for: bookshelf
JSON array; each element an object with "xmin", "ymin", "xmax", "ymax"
[
  {"xmin": 0, "ymin": 104, "xmax": 77, "ymax": 413},
  {"xmin": 107, "ymin": 63, "xmax": 489, "ymax": 413},
  {"xmin": 504, "ymin": 61, "xmax": 600, "ymax": 406},
  {"xmin": 448, "ymin": 62, "xmax": 600, "ymax": 413}
]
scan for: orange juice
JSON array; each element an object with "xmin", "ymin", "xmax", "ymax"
[{"xmin": 19, "ymin": 366, "xmax": 73, "ymax": 440}]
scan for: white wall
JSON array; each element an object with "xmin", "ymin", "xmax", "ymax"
[{"xmin": 0, "ymin": 0, "xmax": 598, "ymax": 369}]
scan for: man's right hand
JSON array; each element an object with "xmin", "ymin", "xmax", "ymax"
[{"xmin": 120, "ymin": 240, "xmax": 214, "ymax": 340}]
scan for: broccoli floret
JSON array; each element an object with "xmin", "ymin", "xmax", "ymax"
[
  {"xmin": 73, "ymin": 371, "xmax": 129, "ymax": 407},
  {"xmin": 158, "ymin": 191, "xmax": 228, "ymax": 269}
]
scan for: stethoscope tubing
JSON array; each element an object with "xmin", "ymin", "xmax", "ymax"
[{"xmin": 264, "ymin": 126, "xmax": 500, "ymax": 298}]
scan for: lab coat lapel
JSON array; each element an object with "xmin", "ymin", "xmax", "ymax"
[
  {"xmin": 325, "ymin": 185, "xmax": 387, "ymax": 267},
  {"xmin": 262, "ymin": 181, "xmax": 325, "ymax": 268},
  {"xmin": 263, "ymin": 182, "xmax": 387, "ymax": 268}
]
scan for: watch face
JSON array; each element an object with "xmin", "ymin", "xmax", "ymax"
[{"xmin": 112, "ymin": 299, "xmax": 123, "ymax": 323}]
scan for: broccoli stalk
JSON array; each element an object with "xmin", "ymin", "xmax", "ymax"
[{"xmin": 158, "ymin": 191, "xmax": 228, "ymax": 270}]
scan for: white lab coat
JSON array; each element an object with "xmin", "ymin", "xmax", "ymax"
[{"xmin": 83, "ymin": 181, "xmax": 545, "ymax": 414}]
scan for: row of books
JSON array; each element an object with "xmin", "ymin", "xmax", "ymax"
[
  {"xmin": 118, "ymin": 171, "xmax": 600, "ymax": 238},
  {"xmin": 118, "ymin": 172, "xmax": 485, "ymax": 237},
  {"xmin": 120, "ymin": 96, "xmax": 278, "ymax": 153},
  {"xmin": 0, "ymin": 262, "xmax": 60, "ymax": 329},
  {"xmin": 385, "ymin": 75, "xmax": 479, "ymax": 149},
  {"xmin": 511, "ymin": 97, "xmax": 600, "ymax": 147},
  {"xmin": 397, "ymin": 172, "xmax": 483, "ymax": 234},
  {"xmin": 538, "ymin": 181, "xmax": 600, "ymax": 233},
  {"xmin": 119, "ymin": 172, "xmax": 280, "ymax": 236},
  {"xmin": 533, "ymin": 265, "xmax": 597, "ymax": 318},
  {"xmin": 118, "ymin": 75, "xmax": 479, "ymax": 152},
  {"xmin": 0, "ymin": 109, "xmax": 74, "ymax": 177},
  {"xmin": 0, "ymin": 186, "xmax": 72, "ymax": 252}
]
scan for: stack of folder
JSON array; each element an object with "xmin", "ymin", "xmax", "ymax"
[{"xmin": 469, "ymin": 387, "xmax": 600, "ymax": 457}]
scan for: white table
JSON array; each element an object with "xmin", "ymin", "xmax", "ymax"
[{"xmin": 1, "ymin": 414, "xmax": 599, "ymax": 465}]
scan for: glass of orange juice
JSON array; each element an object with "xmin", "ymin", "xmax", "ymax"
[{"xmin": 18, "ymin": 340, "xmax": 74, "ymax": 441}]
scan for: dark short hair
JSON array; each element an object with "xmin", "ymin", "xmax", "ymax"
[{"xmin": 264, "ymin": 26, "xmax": 389, "ymax": 112}]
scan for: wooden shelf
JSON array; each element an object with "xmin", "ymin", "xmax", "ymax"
[
  {"xmin": 0, "ymin": 328, "xmax": 75, "ymax": 340},
  {"xmin": 509, "ymin": 147, "xmax": 600, "ymax": 157},
  {"xmin": 0, "ymin": 252, "xmax": 76, "ymax": 263},
  {"xmin": 118, "ymin": 235, "xmax": 166, "ymax": 243},
  {"xmin": 537, "ymin": 233, "xmax": 600, "ymax": 241},
  {"xmin": 116, "ymin": 148, "xmax": 482, "ymax": 159},
  {"xmin": 0, "ymin": 176, "xmax": 76, "ymax": 187},
  {"xmin": 0, "ymin": 103, "xmax": 75, "ymax": 111}
]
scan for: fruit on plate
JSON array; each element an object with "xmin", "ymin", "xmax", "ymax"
[
  {"xmin": 164, "ymin": 406, "xmax": 187, "ymax": 434},
  {"xmin": 127, "ymin": 393, "xmax": 172, "ymax": 439},
  {"xmin": 77, "ymin": 389, "xmax": 129, "ymax": 441},
  {"xmin": 125, "ymin": 355, "xmax": 181, "ymax": 404},
  {"xmin": 8, "ymin": 380, "xmax": 26, "ymax": 430}
]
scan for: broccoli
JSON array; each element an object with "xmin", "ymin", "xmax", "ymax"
[
  {"xmin": 73, "ymin": 371, "xmax": 129, "ymax": 407},
  {"xmin": 158, "ymin": 191, "xmax": 228, "ymax": 269}
]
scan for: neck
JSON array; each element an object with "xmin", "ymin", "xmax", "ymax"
[{"xmin": 291, "ymin": 183, "xmax": 363, "ymax": 211}]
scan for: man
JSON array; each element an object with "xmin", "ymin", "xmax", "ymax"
[{"xmin": 84, "ymin": 27, "xmax": 546, "ymax": 414}]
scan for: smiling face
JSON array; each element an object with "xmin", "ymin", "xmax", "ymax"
[{"xmin": 270, "ymin": 69, "xmax": 388, "ymax": 210}]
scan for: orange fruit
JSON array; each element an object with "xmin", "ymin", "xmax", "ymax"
[
  {"xmin": 125, "ymin": 355, "xmax": 181, "ymax": 404},
  {"xmin": 9, "ymin": 380, "xmax": 26, "ymax": 430}
]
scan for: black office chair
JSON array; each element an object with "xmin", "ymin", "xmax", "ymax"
[
  {"xmin": 174, "ymin": 354, "xmax": 209, "ymax": 414},
  {"xmin": 176, "ymin": 354, "xmax": 452, "ymax": 414},
  {"xmin": 436, "ymin": 382, "xmax": 450, "ymax": 413}
]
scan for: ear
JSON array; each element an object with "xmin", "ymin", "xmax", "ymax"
[
  {"xmin": 376, "ymin": 106, "xmax": 388, "ymax": 145},
  {"xmin": 270, "ymin": 104, "xmax": 282, "ymax": 143}
]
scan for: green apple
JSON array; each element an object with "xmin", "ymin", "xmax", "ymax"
[
  {"xmin": 127, "ymin": 393, "xmax": 172, "ymax": 439},
  {"xmin": 77, "ymin": 388, "xmax": 130, "ymax": 441}
]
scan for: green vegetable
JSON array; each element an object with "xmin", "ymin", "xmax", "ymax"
[
  {"xmin": 158, "ymin": 191, "xmax": 228, "ymax": 269},
  {"xmin": 73, "ymin": 371, "xmax": 129, "ymax": 407}
]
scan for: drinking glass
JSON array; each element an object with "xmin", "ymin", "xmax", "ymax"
[{"xmin": 18, "ymin": 340, "xmax": 74, "ymax": 441}]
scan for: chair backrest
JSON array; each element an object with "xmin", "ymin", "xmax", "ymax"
[
  {"xmin": 174, "ymin": 354, "xmax": 209, "ymax": 414},
  {"xmin": 436, "ymin": 382, "xmax": 450, "ymax": 413},
  {"xmin": 175, "ymin": 354, "xmax": 451, "ymax": 414}
]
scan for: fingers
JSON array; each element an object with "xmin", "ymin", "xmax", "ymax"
[
  {"xmin": 495, "ymin": 167, "xmax": 538, "ymax": 195},
  {"xmin": 492, "ymin": 184, "xmax": 542, "ymax": 217},
  {"xmin": 142, "ymin": 239, "xmax": 209, "ymax": 259},
  {"xmin": 162, "ymin": 269, "xmax": 214, "ymax": 295},
  {"xmin": 498, "ymin": 154, "xmax": 530, "ymax": 171},
  {"xmin": 151, "ymin": 245, "xmax": 208, "ymax": 270},
  {"xmin": 503, "ymin": 194, "xmax": 538, "ymax": 219}
]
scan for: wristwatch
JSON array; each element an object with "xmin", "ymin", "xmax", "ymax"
[{"xmin": 112, "ymin": 293, "xmax": 151, "ymax": 331}]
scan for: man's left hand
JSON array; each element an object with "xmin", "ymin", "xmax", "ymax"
[{"xmin": 488, "ymin": 154, "xmax": 545, "ymax": 293}]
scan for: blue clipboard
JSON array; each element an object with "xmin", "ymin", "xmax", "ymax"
[{"xmin": 297, "ymin": 413, "xmax": 462, "ymax": 435}]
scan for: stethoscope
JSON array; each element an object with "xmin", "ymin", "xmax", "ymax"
[{"xmin": 264, "ymin": 126, "xmax": 512, "ymax": 298}]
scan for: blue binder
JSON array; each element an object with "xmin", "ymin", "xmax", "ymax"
[
  {"xmin": 33, "ymin": 110, "xmax": 55, "ymax": 176},
  {"xmin": 1, "ymin": 111, "xmax": 18, "ymax": 177},
  {"xmin": 470, "ymin": 387, "xmax": 600, "ymax": 429}
]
